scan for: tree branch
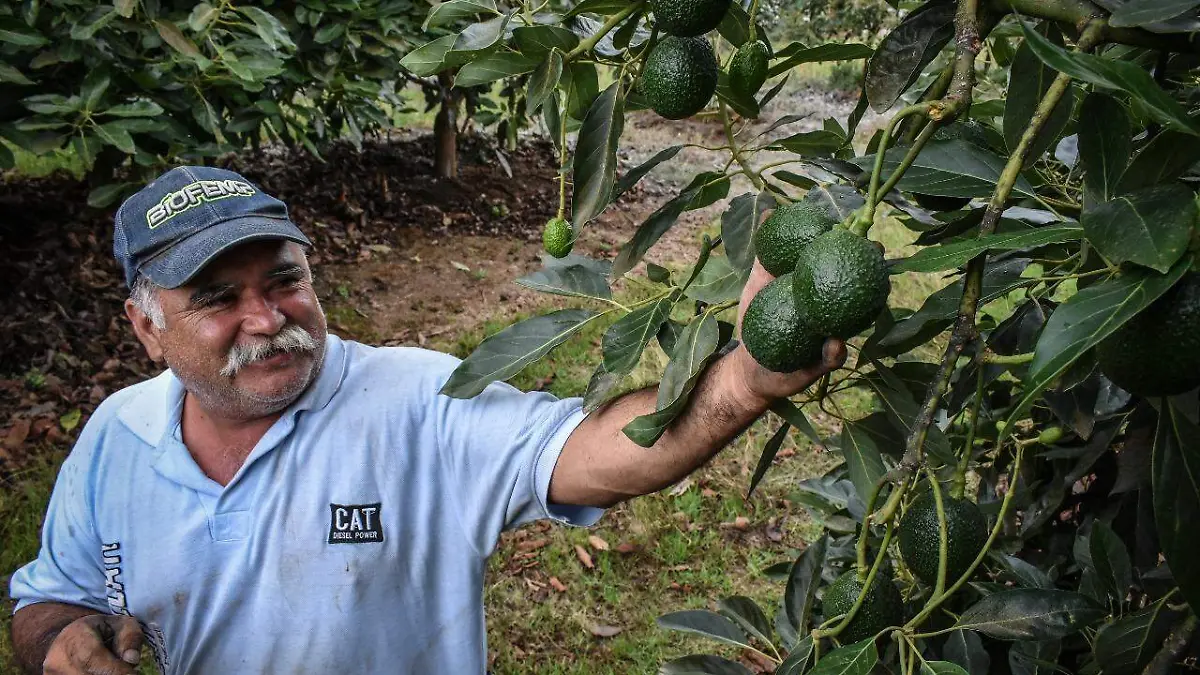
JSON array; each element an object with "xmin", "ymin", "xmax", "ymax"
[
  {"xmin": 1142, "ymin": 614, "xmax": 1198, "ymax": 675},
  {"xmin": 564, "ymin": 2, "xmax": 643, "ymax": 62},
  {"xmin": 987, "ymin": 0, "xmax": 1200, "ymax": 53}
]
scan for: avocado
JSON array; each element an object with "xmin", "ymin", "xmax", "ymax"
[
  {"xmin": 729, "ymin": 40, "xmax": 770, "ymax": 99},
  {"xmin": 912, "ymin": 120, "xmax": 993, "ymax": 212},
  {"xmin": 753, "ymin": 200, "xmax": 837, "ymax": 276},
  {"xmin": 822, "ymin": 569, "xmax": 905, "ymax": 643},
  {"xmin": 1096, "ymin": 272, "xmax": 1200, "ymax": 397},
  {"xmin": 649, "ymin": 0, "xmax": 730, "ymax": 37},
  {"xmin": 639, "ymin": 36, "xmax": 719, "ymax": 120},
  {"xmin": 897, "ymin": 491, "xmax": 989, "ymax": 587},
  {"xmin": 792, "ymin": 229, "xmax": 890, "ymax": 338},
  {"xmin": 742, "ymin": 274, "xmax": 826, "ymax": 372},
  {"xmin": 542, "ymin": 217, "xmax": 574, "ymax": 258}
]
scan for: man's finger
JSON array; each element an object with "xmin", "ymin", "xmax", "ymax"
[
  {"xmin": 820, "ymin": 338, "xmax": 848, "ymax": 371},
  {"xmin": 110, "ymin": 616, "xmax": 144, "ymax": 665}
]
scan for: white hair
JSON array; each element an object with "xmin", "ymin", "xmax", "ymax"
[{"xmin": 130, "ymin": 274, "xmax": 166, "ymax": 329}]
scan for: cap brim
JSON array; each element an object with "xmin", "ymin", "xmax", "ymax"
[{"xmin": 138, "ymin": 217, "xmax": 312, "ymax": 289}]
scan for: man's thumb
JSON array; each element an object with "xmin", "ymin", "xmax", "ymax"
[{"xmin": 111, "ymin": 617, "xmax": 144, "ymax": 664}]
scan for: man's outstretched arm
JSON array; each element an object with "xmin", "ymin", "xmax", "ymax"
[
  {"xmin": 550, "ymin": 260, "xmax": 846, "ymax": 509},
  {"xmin": 12, "ymin": 602, "xmax": 143, "ymax": 675}
]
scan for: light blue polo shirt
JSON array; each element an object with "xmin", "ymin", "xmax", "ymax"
[{"xmin": 9, "ymin": 334, "xmax": 602, "ymax": 673}]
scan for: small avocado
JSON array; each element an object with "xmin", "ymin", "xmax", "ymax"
[
  {"xmin": 822, "ymin": 569, "xmax": 905, "ymax": 643},
  {"xmin": 1096, "ymin": 272, "xmax": 1200, "ymax": 396},
  {"xmin": 753, "ymin": 199, "xmax": 837, "ymax": 277},
  {"xmin": 649, "ymin": 0, "xmax": 731, "ymax": 37},
  {"xmin": 639, "ymin": 36, "xmax": 719, "ymax": 120},
  {"xmin": 742, "ymin": 273, "xmax": 826, "ymax": 372},
  {"xmin": 897, "ymin": 490, "xmax": 989, "ymax": 587},
  {"xmin": 542, "ymin": 217, "xmax": 574, "ymax": 258},
  {"xmin": 792, "ymin": 229, "xmax": 890, "ymax": 338},
  {"xmin": 729, "ymin": 40, "xmax": 770, "ymax": 98}
]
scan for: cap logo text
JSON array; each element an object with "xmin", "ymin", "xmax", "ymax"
[{"xmin": 145, "ymin": 179, "xmax": 256, "ymax": 229}]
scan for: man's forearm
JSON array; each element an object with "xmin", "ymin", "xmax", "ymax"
[
  {"xmin": 11, "ymin": 602, "xmax": 102, "ymax": 674},
  {"xmin": 551, "ymin": 346, "xmax": 775, "ymax": 508}
]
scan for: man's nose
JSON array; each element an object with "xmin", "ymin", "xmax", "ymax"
[{"xmin": 240, "ymin": 293, "xmax": 286, "ymax": 336}]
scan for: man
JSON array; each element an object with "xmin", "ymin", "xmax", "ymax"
[{"xmin": 9, "ymin": 166, "xmax": 844, "ymax": 674}]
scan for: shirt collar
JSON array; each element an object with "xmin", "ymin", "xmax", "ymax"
[{"xmin": 116, "ymin": 332, "xmax": 348, "ymax": 448}]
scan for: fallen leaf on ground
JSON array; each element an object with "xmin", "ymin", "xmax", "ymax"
[
  {"xmin": 4, "ymin": 418, "xmax": 30, "ymax": 449},
  {"xmin": 548, "ymin": 576, "xmax": 567, "ymax": 592},
  {"xmin": 587, "ymin": 535, "xmax": 609, "ymax": 551},
  {"xmin": 615, "ymin": 542, "xmax": 638, "ymax": 554},
  {"xmin": 574, "ymin": 544, "xmax": 594, "ymax": 569},
  {"xmin": 516, "ymin": 538, "xmax": 548, "ymax": 552},
  {"xmin": 589, "ymin": 624, "xmax": 622, "ymax": 638}
]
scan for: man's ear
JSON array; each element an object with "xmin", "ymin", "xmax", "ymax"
[{"xmin": 124, "ymin": 299, "xmax": 165, "ymax": 363}]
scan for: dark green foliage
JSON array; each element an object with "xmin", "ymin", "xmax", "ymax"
[
  {"xmin": 822, "ymin": 569, "xmax": 905, "ymax": 643},
  {"xmin": 742, "ymin": 274, "xmax": 826, "ymax": 373},
  {"xmin": 639, "ymin": 36, "xmax": 720, "ymax": 120},
  {"xmin": 792, "ymin": 229, "xmax": 890, "ymax": 338},
  {"xmin": 898, "ymin": 491, "xmax": 989, "ymax": 587},
  {"xmin": 912, "ymin": 121, "xmax": 994, "ymax": 211},
  {"xmin": 1096, "ymin": 273, "xmax": 1200, "ymax": 396},
  {"xmin": 730, "ymin": 40, "xmax": 770, "ymax": 98},
  {"xmin": 753, "ymin": 200, "xmax": 837, "ymax": 276},
  {"xmin": 649, "ymin": 0, "xmax": 732, "ymax": 37}
]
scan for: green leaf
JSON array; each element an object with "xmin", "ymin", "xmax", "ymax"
[
  {"xmin": 684, "ymin": 255, "xmax": 747, "ymax": 303},
  {"xmin": 1081, "ymin": 184, "xmax": 1196, "ymax": 273},
  {"xmin": 86, "ymin": 182, "xmax": 132, "ymax": 208},
  {"xmin": 865, "ymin": 367, "xmax": 955, "ymax": 466},
  {"xmin": 187, "ymin": 3, "xmax": 218, "ymax": 32},
  {"xmin": 864, "ymin": 0, "xmax": 955, "ymax": 111},
  {"xmin": 660, "ymin": 655, "xmax": 755, "ymax": 675},
  {"xmin": 59, "ymin": 408, "xmax": 82, "ymax": 432},
  {"xmin": 944, "ymin": 630, "xmax": 991, "ymax": 675},
  {"xmin": 996, "ymin": 554, "xmax": 1054, "ymax": 589},
  {"xmin": 721, "ymin": 191, "xmax": 775, "ymax": 272},
  {"xmin": 565, "ymin": 0, "xmax": 631, "ymax": 17},
  {"xmin": 717, "ymin": 596, "xmax": 773, "ymax": 647},
  {"xmin": 749, "ymin": 422, "xmax": 790, "ymax": 498},
  {"xmin": 0, "ymin": 23, "xmax": 49, "ymax": 48},
  {"xmin": 583, "ymin": 363, "xmax": 624, "ymax": 413},
  {"xmin": 564, "ymin": 61, "xmax": 600, "ymax": 120},
  {"xmin": 452, "ymin": 11, "xmax": 512, "ymax": 52},
  {"xmin": 525, "ymin": 50, "xmax": 563, "ymax": 113},
  {"xmin": 777, "ymin": 636, "xmax": 814, "ymax": 675},
  {"xmin": 513, "ymin": 25, "xmax": 579, "ymax": 55},
  {"xmin": 783, "ymin": 535, "xmax": 828, "ymax": 634},
  {"xmin": 611, "ymin": 172, "xmax": 728, "ymax": 278},
  {"xmin": 613, "ymin": 145, "xmax": 683, "ymax": 200},
  {"xmin": 766, "ymin": 129, "xmax": 844, "ymax": 157},
  {"xmin": 854, "ymin": 140, "xmax": 1036, "ymax": 199},
  {"xmin": 840, "ymin": 420, "xmax": 888, "ymax": 507},
  {"xmin": 1153, "ymin": 402, "xmax": 1200, "ymax": 614},
  {"xmin": 892, "ymin": 227, "xmax": 1083, "ymax": 273},
  {"xmin": 440, "ymin": 309, "xmax": 601, "ymax": 398},
  {"xmin": 238, "ymin": 7, "xmax": 294, "ymax": 50},
  {"xmin": 623, "ymin": 313, "xmax": 719, "ymax": 446},
  {"xmin": 809, "ymin": 638, "xmax": 879, "ymax": 675},
  {"xmin": 153, "ymin": 19, "xmax": 201, "ymax": 58},
  {"xmin": 922, "ymin": 663, "xmax": 969, "ymax": 675},
  {"xmin": 768, "ymin": 43, "xmax": 873, "ymax": 78},
  {"xmin": 1092, "ymin": 595, "xmax": 1175, "ymax": 674},
  {"xmin": 515, "ymin": 255, "xmax": 612, "ymax": 301},
  {"xmin": 95, "ymin": 122, "xmax": 136, "ymax": 154},
  {"xmin": 656, "ymin": 610, "xmax": 752, "ymax": 649},
  {"xmin": 1109, "ymin": 0, "xmax": 1200, "ymax": 27},
  {"xmin": 602, "ymin": 294, "xmax": 676, "ymax": 374},
  {"xmin": 1078, "ymin": 93, "xmax": 1131, "ymax": 202},
  {"xmin": 1088, "ymin": 520, "xmax": 1132, "ymax": 608},
  {"xmin": 70, "ymin": 8, "xmax": 117, "ymax": 41},
  {"xmin": 80, "ymin": 72, "xmax": 110, "ymax": 109},
  {"xmin": 103, "ymin": 101, "xmax": 164, "ymax": 118},
  {"xmin": 573, "ymin": 82, "xmax": 625, "ymax": 226},
  {"xmin": 0, "ymin": 63, "xmax": 33, "ymax": 85},
  {"xmin": 0, "ymin": 143, "xmax": 13, "ymax": 170},
  {"xmin": 769, "ymin": 399, "xmax": 825, "ymax": 448},
  {"xmin": 1001, "ymin": 260, "xmax": 1190, "ymax": 437},
  {"xmin": 113, "ymin": 0, "xmax": 137, "ymax": 17},
  {"xmin": 1003, "ymin": 25, "xmax": 1075, "ymax": 167},
  {"xmin": 807, "ymin": 184, "xmax": 864, "ymax": 222},
  {"xmin": 423, "ymin": 0, "xmax": 498, "ymax": 31},
  {"xmin": 1119, "ymin": 131, "xmax": 1200, "ymax": 193},
  {"xmin": 1020, "ymin": 21, "xmax": 1200, "ymax": 137},
  {"xmin": 954, "ymin": 590, "xmax": 1106, "ymax": 640},
  {"xmin": 400, "ymin": 35, "xmax": 458, "ymax": 77},
  {"xmin": 454, "ymin": 52, "xmax": 540, "ymax": 87},
  {"xmin": 715, "ymin": 73, "xmax": 759, "ymax": 119}
]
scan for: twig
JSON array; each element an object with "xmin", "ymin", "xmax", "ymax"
[
  {"xmin": 564, "ymin": 2, "xmax": 643, "ymax": 62},
  {"xmin": 1141, "ymin": 614, "xmax": 1198, "ymax": 675},
  {"xmin": 720, "ymin": 101, "xmax": 765, "ymax": 191}
]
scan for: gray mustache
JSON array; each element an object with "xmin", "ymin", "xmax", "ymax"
[{"xmin": 220, "ymin": 325, "xmax": 319, "ymax": 377}]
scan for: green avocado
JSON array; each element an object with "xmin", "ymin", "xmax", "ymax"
[
  {"xmin": 542, "ymin": 217, "xmax": 574, "ymax": 258},
  {"xmin": 897, "ymin": 491, "xmax": 989, "ymax": 587},
  {"xmin": 822, "ymin": 569, "xmax": 905, "ymax": 643},
  {"xmin": 1096, "ymin": 272, "xmax": 1200, "ymax": 397},
  {"xmin": 729, "ymin": 40, "xmax": 770, "ymax": 99},
  {"xmin": 649, "ymin": 0, "xmax": 730, "ymax": 37},
  {"xmin": 792, "ymin": 229, "xmax": 890, "ymax": 338},
  {"xmin": 741, "ymin": 273, "xmax": 826, "ymax": 372},
  {"xmin": 639, "ymin": 36, "xmax": 719, "ymax": 120},
  {"xmin": 753, "ymin": 200, "xmax": 837, "ymax": 277}
]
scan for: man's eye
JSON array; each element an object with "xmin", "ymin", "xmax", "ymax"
[{"xmin": 201, "ymin": 294, "xmax": 234, "ymax": 308}]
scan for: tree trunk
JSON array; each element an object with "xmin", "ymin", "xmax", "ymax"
[{"xmin": 434, "ymin": 72, "xmax": 458, "ymax": 179}]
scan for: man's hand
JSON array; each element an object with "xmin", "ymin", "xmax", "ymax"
[
  {"xmin": 42, "ymin": 615, "xmax": 144, "ymax": 675},
  {"xmin": 728, "ymin": 255, "xmax": 847, "ymax": 406}
]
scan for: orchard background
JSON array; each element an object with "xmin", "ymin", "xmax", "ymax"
[{"xmin": 2, "ymin": 0, "xmax": 1199, "ymax": 673}]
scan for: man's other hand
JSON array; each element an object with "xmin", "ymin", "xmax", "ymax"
[{"xmin": 43, "ymin": 614, "xmax": 144, "ymax": 675}]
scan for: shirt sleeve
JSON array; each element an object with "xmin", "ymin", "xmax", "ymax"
[
  {"xmin": 8, "ymin": 419, "xmax": 110, "ymax": 615},
  {"xmin": 433, "ymin": 376, "xmax": 605, "ymax": 556}
]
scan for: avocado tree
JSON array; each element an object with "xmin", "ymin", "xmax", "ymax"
[{"xmin": 417, "ymin": 0, "xmax": 1200, "ymax": 672}]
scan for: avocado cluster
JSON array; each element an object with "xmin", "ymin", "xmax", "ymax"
[
  {"xmin": 741, "ymin": 194, "xmax": 890, "ymax": 373},
  {"xmin": 822, "ymin": 569, "xmax": 904, "ymax": 643},
  {"xmin": 897, "ymin": 491, "xmax": 989, "ymax": 587},
  {"xmin": 1096, "ymin": 272, "xmax": 1200, "ymax": 397}
]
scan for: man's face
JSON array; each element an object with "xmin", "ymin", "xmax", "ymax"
[{"xmin": 128, "ymin": 240, "xmax": 328, "ymax": 420}]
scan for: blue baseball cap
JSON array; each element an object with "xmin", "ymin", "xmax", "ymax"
[{"xmin": 113, "ymin": 166, "xmax": 312, "ymax": 289}]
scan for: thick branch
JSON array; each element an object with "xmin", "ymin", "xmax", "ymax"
[
  {"xmin": 943, "ymin": 0, "xmax": 983, "ymax": 115},
  {"xmin": 1142, "ymin": 614, "xmax": 1198, "ymax": 675},
  {"xmin": 988, "ymin": 0, "xmax": 1200, "ymax": 53},
  {"xmin": 897, "ymin": 20, "xmax": 1106, "ymax": 472}
]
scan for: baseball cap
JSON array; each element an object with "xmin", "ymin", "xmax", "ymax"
[{"xmin": 113, "ymin": 166, "xmax": 312, "ymax": 289}]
